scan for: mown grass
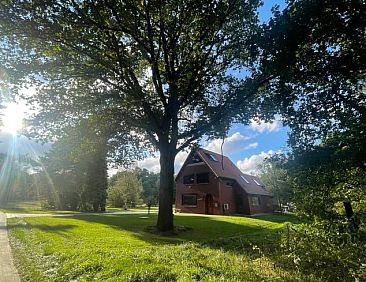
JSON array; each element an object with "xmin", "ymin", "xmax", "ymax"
[
  {"xmin": 0, "ymin": 201, "xmax": 157, "ymax": 214},
  {"xmin": 0, "ymin": 201, "xmax": 80, "ymax": 214},
  {"xmin": 8, "ymin": 213, "xmax": 319, "ymax": 281}
]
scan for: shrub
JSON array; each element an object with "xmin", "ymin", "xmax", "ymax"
[{"xmin": 281, "ymin": 221, "xmax": 366, "ymax": 281}]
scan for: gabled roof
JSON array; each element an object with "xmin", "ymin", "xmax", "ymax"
[{"xmin": 177, "ymin": 148, "xmax": 271, "ymax": 196}]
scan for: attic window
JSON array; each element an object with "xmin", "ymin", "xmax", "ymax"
[
  {"xmin": 253, "ymin": 179, "xmax": 261, "ymax": 186},
  {"xmin": 240, "ymin": 175, "xmax": 250, "ymax": 184},
  {"xmin": 183, "ymin": 174, "xmax": 195, "ymax": 184},
  {"xmin": 206, "ymin": 153, "xmax": 218, "ymax": 162},
  {"xmin": 197, "ymin": 173, "xmax": 209, "ymax": 184},
  {"xmin": 191, "ymin": 154, "xmax": 203, "ymax": 163}
]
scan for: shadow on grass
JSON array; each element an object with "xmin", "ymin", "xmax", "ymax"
[
  {"xmin": 7, "ymin": 221, "xmax": 77, "ymax": 235},
  {"xmin": 9, "ymin": 213, "xmax": 304, "ymax": 280},
  {"xmin": 249, "ymin": 213, "xmax": 301, "ymax": 224},
  {"xmin": 58, "ymin": 213, "xmax": 294, "ymax": 248}
]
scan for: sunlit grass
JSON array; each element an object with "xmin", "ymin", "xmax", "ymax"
[
  {"xmin": 111, "ymin": 206, "xmax": 159, "ymax": 213},
  {"xmin": 8, "ymin": 213, "xmax": 319, "ymax": 281},
  {"xmin": 0, "ymin": 201, "xmax": 158, "ymax": 214},
  {"xmin": 0, "ymin": 201, "xmax": 80, "ymax": 214}
]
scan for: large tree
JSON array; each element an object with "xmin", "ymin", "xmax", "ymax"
[
  {"xmin": 256, "ymin": 0, "xmax": 365, "ymax": 150},
  {"xmin": 258, "ymin": 157, "xmax": 293, "ymax": 211},
  {"xmin": 38, "ymin": 119, "xmax": 109, "ymax": 211},
  {"xmin": 0, "ymin": 0, "xmax": 271, "ymax": 231},
  {"xmin": 135, "ymin": 167, "xmax": 160, "ymax": 205}
]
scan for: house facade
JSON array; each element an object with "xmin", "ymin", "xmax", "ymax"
[{"xmin": 175, "ymin": 148, "xmax": 273, "ymax": 215}]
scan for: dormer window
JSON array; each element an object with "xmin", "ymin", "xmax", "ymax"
[
  {"xmin": 240, "ymin": 175, "xmax": 250, "ymax": 184},
  {"xmin": 206, "ymin": 153, "xmax": 218, "ymax": 162}
]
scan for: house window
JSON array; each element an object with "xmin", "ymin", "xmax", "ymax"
[
  {"xmin": 205, "ymin": 153, "xmax": 218, "ymax": 162},
  {"xmin": 223, "ymin": 203, "xmax": 229, "ymax": 210},
  {"xmin": 225, "ymin": 180, "xmax": 233, "ymax": 187},
  {"xmin": 182, "ymin": 194, "xmax": 197, "ymax": 206},
  {"xmin": 251, "ymin": 196, "xmax": 261, "ymax": 206},
  {"xmin": 240, "ymin": 175, "xmax": 250, "ymax": 184},
  {"xmin": 197, "ymin": 173, "xmax": 209, "ymax": 184},
  {"xmin": 183, "ymin": 174, "xmax": 195, "ymax": 184}
]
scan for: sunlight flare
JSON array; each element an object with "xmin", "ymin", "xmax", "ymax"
[{"xmin": 1, "ymin": 103, "xmax": 26, "ymax": 134}]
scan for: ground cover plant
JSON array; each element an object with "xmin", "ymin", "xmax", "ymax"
[{"xmin": 8, "ymin": 213, "xmax": 319, "ymax": 282}]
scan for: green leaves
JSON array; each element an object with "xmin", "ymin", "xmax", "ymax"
[{"xmin": 108, "ymin": 170, "xmax": 144, "ymax": 208}]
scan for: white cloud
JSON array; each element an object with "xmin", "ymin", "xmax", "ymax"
[
  {"xmin": 243, "ymin": 142, "xmax": 258, "ymax": 150},
  {"xmin": 137, "ymin": 155, "xmax": 160, "ymax": 173},
  {"xmin": 236, "ymin": 150, "xmax": 275, "ymax": 175},
  {"xmin": 205, "ymin": 132, "xmax": 252, "ymax": 155},
  {"xmin": 175, "ymin": 150, "xmax": 190, "ymax": 169},
  {"xmin": 137, "ymin": 150, "xmax": 190, "ymax": 173},
  {"xmin": 249, "ymin": 114, "xmax": 282, "ymax": 133}
]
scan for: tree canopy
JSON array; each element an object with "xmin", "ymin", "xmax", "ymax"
[
  {"xmin": 0, "ymin": 0, "xmax": 270, "ymax": 231},
  {"xmin": 257, "ymin": 0, "xmax": 365, "ymax": 150},
  {"xmin": 0, "ymin": 0, "xmax": 364, "ymax": 231}
]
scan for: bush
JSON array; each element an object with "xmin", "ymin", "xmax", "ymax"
[
  {"xmin": 281, "ymin": 221, "xmax": 366, "ymax": 281},
  {"xmin": 107, "ymin": 171, "xmax": 143, "ymax": 208}
]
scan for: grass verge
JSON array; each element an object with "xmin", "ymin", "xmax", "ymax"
[{"xmin": 8, "ymin": 213, "xmax": 319, "ymax": 281}]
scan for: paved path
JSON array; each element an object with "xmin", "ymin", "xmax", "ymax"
[{"xmin": 0, "ymin": 213, "xmax": 21, "ymax": 282}]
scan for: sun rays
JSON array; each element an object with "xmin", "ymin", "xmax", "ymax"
[
  {"xmin": 1, "ymin": 102, "xmax": 26, "ymax": 134},
  {"xmin": 0, "ymin": 119, "xmax": 57, "ymax": 206}
]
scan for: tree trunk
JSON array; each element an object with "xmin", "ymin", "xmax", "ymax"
[
  {"xmin": 343, "ymin": 201, "xmax": 359, "ymax": 230},
  {"xmin": 157, "ymin": 146, "xmax": 175, "ymax": 232}
]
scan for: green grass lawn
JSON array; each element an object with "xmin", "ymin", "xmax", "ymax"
[
  {"xmin": 0, "ymin": 201, "xmax": 157, "ymax": 214},
  {"xmin": 0, "ymin": 201, "xmax": 81, "ymax": 214},
  {"xmin": 7, "ymin": 213, "xmax": 319, "ymax": 281}
]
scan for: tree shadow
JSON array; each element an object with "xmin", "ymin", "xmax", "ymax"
[
  {"xmin": 247, "ymin": 213, "xmax": 301, "ymax": 224},
  {"xmin": 7, "ymin": 221, "xmax": 77, "ymax": 235},
  {"xmin": 9, "ymin": 213, "xmax": 306, "ymax": 280},
  {"xmin": 64, "ymin": 213, "xmax": 293, "ymax": 247}
]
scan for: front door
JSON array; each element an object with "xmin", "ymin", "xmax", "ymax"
[{"xmin": 205, "ymin": 194, "xmax": 214, "ymax": 214}]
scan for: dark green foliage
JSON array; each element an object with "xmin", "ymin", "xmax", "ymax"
[
  {"xmin": 281, "ymin": 222, "xmax": 366, "ymax": 281},
  {"xmin": 257, "ymin": 0, "xmax": 365, "ymax": 149},
  {"xmin": 39, "ymin": 119, "xmax": 109, "ymax": 211},
  {"xmin": 258, "ymin": 157, "xmax": 293, "ymax": 210},
  {"xmin": 281, "ymin": 129, "xmax": 366, "ymax": 220},
  {"xmin": 135, "ymin": 167, "xmax": 159, "ymax": 205}
]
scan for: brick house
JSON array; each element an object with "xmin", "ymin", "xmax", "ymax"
[{"xmin": 175, "ymin": 148, "xmax": 273, "ymax": 215}]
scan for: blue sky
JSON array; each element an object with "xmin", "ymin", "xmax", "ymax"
[{"xmin": 1, "ymin": 1, "xmax": 288, "ymax": 176}]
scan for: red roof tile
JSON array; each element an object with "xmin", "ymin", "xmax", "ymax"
[{"xmin": 193, "ymin": 148, "xmax": 271, "ymax": 196}]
